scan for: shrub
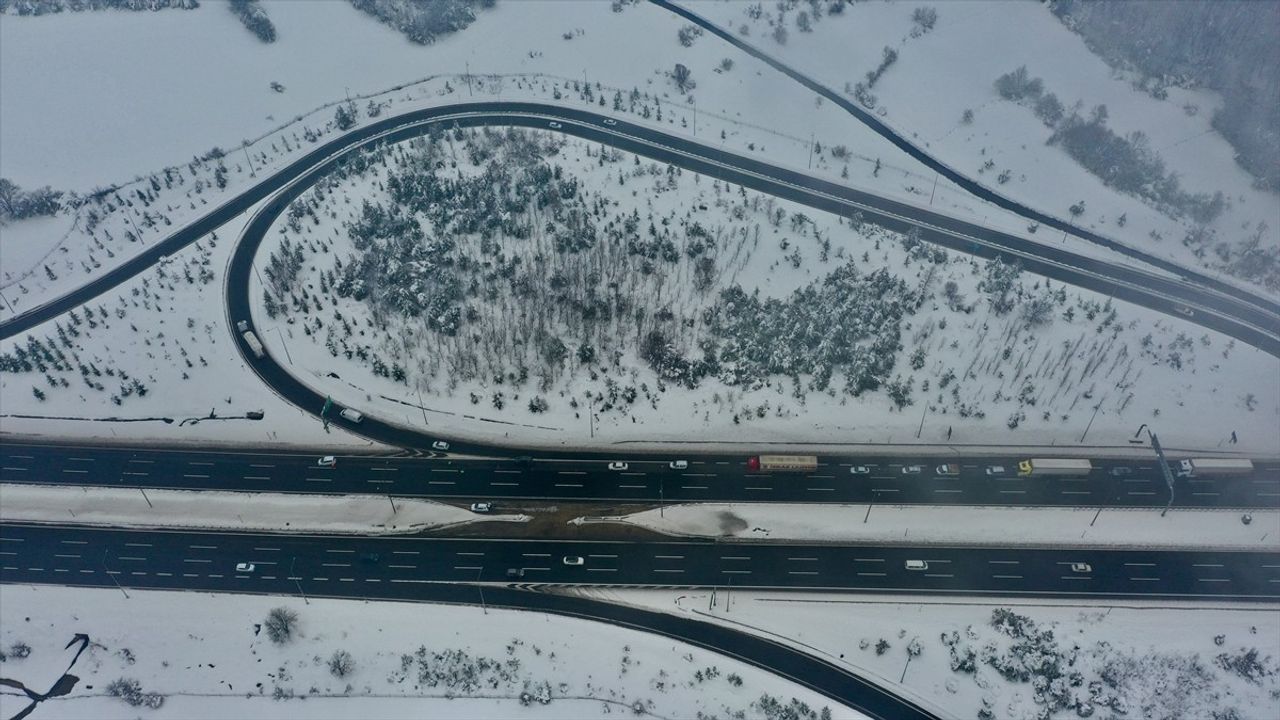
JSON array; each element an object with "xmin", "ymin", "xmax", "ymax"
[
  {"xmin": 264, "ymin": 607, "xmax": 299, "ymax": 645},
  {"xmin": 328, "ymin": 649, "xmax": 355, "ymax": 678},
  {"xmin": 106, "ymin": 678, "xmax": 164, "ymax": 709}
]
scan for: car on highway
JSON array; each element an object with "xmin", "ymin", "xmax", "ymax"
[
  {"xmin": 904, "ymin": 560, "xmax": 928, "ymax": 571},
  {"xmin": 1175, "ymin": 305, "xmax": 1195, "ymax": 318},
  {"xmin": 432, "ymin": 440, "xmax": 450, "ymax": 451},
  {"xmin": 1069, "ymin": 563, "xmax": 1092, "ymax": 573},
  {"xmin": 936, "ymin": 464, "xmax": 960, "ymax": 476},
  {"xmin": 901, "ymin": 465, "xmax": 923, "ymax": 475},
  {"xmin": 1109, "ymin": 467, "xmax": 1132, "ymax": 476},
  {"xmin": 985, "ymin": 465, "xmax": 1007, "ymax": 475},
  {"xmin": 506, "ymin": 568, "xmax": 525, "ymax": 578},
  {"xmin": 548, "ymin": 121, "xmax": 562, "ymax": 129},
  {"xmin": 470, "ymin": 502, "xmax": 493, "ymax": 513},
  {"xmin": 669, "ymin": 460, "xmax": 688, "ymax": 470},
  {"xmin": 339, "ymin": 408, "xmax": 364, "ymax": 423},
  {"xmin": 850, "ymin": 465, "xmax": 871, "ymax": 475},
  {"xmin": 235, "ymin": 562, "xmax": 255, "ymax": 573},
  {"xmin": 603, "ymin": 118, "xmax": 617, "ymax": 126},
  {"xmin": 563, "ymin": 556, "xmax": 584, "ymax": 566},
  {"xmin": 236, "ymin": 320, "xmax": 249, "ymax": 332},
  {"xmin": 359, "ymin": 553, "xmax": 380, "ymax": 564},
  {"xmin": 317, "ymin": 455, "xmax": 336, "ymax": 468},
  {"xmin": 608, "ymin": 461, "xmax": 628, "ymax": 471}
]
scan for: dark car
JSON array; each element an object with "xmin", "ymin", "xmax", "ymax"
[
  {"xmin": 359, "ymin": 553, "xmax": 380, "ymax": 564},
  {"xmin": 506, "ymin": 568, "xmax": 525, "ymax": 578}
]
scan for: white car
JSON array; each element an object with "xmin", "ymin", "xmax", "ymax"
[
  {"xmin": 548, "ymin": 121, "xmax": 562, "ymax": 129},
  {"xmin": 235, "ymin": 562, "xmax": 255, "ymax": 573},
  {"xmin": 432, "ymin": 440, "xmax": 450, "ymax": 451},
  {"xmin": 904, "ymin": 560, "xmax": 928, "ymax": 571},
  {"xmin": 317, "ymin": 455, "xmax": 336, "ymax": 468},
  {"xmin": 1069, "ymin": 563, "xmax": 1092, "ymax": 573},
  {"xmin": 608, "ymin": 462, "xmax": 628, "ymax": 471},
  {"xmin": 669, "ymin": 460, "xmax": 688, "ymax": 470},
  {"xmin": 563, "ymin": 556, "xmax": 584, "ymax": 566},
  {"xmin": 984, "ymin": 465, "xmax": 1006, "ymax": 475},
  {"xmin": 470, "ymin": 502, "xmax": 492, "ymax": 513},
  {"xmin": 901, "ymin": 465, "xmax": 923, "ymax": 475},
  {"xmin": 1175, "ymin": 305, "xmax": 1195, "ymax": 318},
  {"xmin": 603, "ymin": 118, "xmax": 617, "ymax": 126},
  {"xmin": 850, "ymin": 466, "xmax": 871, "ymax": 475}
]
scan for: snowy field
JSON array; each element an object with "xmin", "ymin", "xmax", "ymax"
[
  {"xmin": 590, "ymin": 587, "xmax": 1280, "ymax": 720},
  {"xmin": 0, "ymin": 584, "xmax": 859, "ymax": 720},
  {"xmin": 576, "ymin": 502, "xmax": 1280, "ymax": 551},
  {"xmin": 681, "ymin": 0, "xmax": 1280, "ymax": 295},
  {"xmin": 0, "ymin": 484, "xmax": 527, "ymax": 535}
]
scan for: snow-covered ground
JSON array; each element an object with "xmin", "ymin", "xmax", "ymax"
[
  {"xmin": 587, "ymin": 587, "xmax": 1280, "ymax": 720},
  {"xmin": 246, "ymin": 126, "xmax": 1279, "ymax": 454},
  {"xmin": 0, "ymin": 484, "xmax": 526, "ymax": 535},
  {"xmin": 0, "ymin": 584, "xmax": 860, "ymax": 720},
  {"xmin": 681, "ymin": 0, "xmax": 1280, "ymax": 295},
  {"xmin": 574, "ymin": 502, "xmax": 1280, "ymax": 551},
  {"xmin": 2, "ymin": 0, "xmax": 1161, "ymax": 320}
]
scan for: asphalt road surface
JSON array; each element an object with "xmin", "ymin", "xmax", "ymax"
[
  {"xmin": 3, "ymin": 443, "xmax": 1277, "ymax": 509},
  {"xmin": 2, "ymin": 524, "xmax": 1277, "ymax": 601}
]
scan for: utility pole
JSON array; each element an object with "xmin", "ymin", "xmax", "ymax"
[
  {"xmin": 274, "ymin": 326, "xmax": 293, "ymax": 365},
  {"xmin": 807, "ymin": 132, "xmax": 815, "ymax": 169},
  {"xmin": 387, "ymin": 495, "xmax": 396, "ymax": 514},
  {"xmin": 242, "ymin": 145, "xmax": 257, "ymax": 178},
  {"xmin": 290, "ymin": 556, "xmax": 309, "ymax": 604},
  {"xmin": 928, "ymin": 172, "xmax": 938, "ymax": 206},
  {"xmin": 465, "ymin": 63, "xmax": 473, "ymax": 97},
  {"xmin": 102, "ymin": 550, "xmax": 129, "ymax": 599},
  {"xmin": 692, "ymin": 98, "xmax": 697, "ymax": 137},
  {"xmin": 1079, "ymin": 403, "xmax": 1101, "ymax": 442},
  {"xmin": 139, "ymin": 488, "xmax": 153, "ymax": 509},
  {"xmin": 476, "ymin": 566, "xmax": 488, "ymax": 615}
]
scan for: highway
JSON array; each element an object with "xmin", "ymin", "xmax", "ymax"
[
  {"xmin": 2, "ymin": 523, "xmax": 1277, "ymax": 601},
  {"xmin": 3, "ymin": 443, "xmax": 1277, "ymax": 509}
]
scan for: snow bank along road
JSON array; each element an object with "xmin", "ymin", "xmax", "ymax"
[
  {"xmin": 2, "ymin": 524, "xmax": 1277, "ymax": 602},
  {"xmin": 651, "ymin": 0, "xmax": 1280, "ymax": 322},
  {"xmin": 1, "ymin": 101, "xmax": 1276, "ymax": 356},
  {"xmin": 0, "ymin": 525, "xmax": 937, "ymax": 720},
  {"xmin": 4, "ymin": 443, "xmax": 1278, "ymax": 510}
]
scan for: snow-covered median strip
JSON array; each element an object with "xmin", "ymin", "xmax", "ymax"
[
  {"xmin": 0, "ymin": 484, "xmax": 528, "ymax": 535},
  {"xmin": 572, "ymin": 502, "xmax": 1280, "ymax": 550}
]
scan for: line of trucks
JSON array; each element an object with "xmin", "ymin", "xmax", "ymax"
[{"xmin": 746, "ymin": 455, "xmax": 1255, "ymax": 477}]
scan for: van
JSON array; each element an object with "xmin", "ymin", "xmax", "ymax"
[{"xmin": 339, "ymin": 408, "xmax": 364, "ymax": 423}]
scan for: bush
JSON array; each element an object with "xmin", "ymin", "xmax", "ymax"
[
  {"xmin": 527, "ymin": 396, "xmax": 549, "ymax": 413},
  {"xmin": 994, "ymin": 66, "xmax": 1043, "ymax": 102},
  {"xmin": 264, "ymin": 607, "xmax": 299, "ymax": 645},
  {"xmin": 328, "ymin": 649, "xmax": 355, "ymax": 678},
  {"xmin": 7, "ymin": 642, "xmax": 31, "ymax": 660},
  {"xmin": 106, "ymin": 678, "xmax": 164, "ymax": 709}
]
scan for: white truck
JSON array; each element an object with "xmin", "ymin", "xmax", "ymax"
[
  {"xmin": 1177, "ymin": 458, "xmax": 1254, "ymax": 477},
  {"xmin": 1018, "ymin": 458, "xmax": 1093, "ymax": 477},
  {"xmin": 242, "ymin": 330, "xmax": 265, "ymax": 359}
]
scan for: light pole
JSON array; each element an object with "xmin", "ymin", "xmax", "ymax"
[
  {"xmin": 102, "ymin": 549, "xmax": 129, "ymax": 599},
  {"xmin": 476, "ymin": 566, "xmax": 487, "ymax": 615},
  {"xmin": 290, "ymin": 556, "xmax": 309, "ymax": 605}
]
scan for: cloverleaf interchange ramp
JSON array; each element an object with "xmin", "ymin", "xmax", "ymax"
[{"xmin": 2, "ymin": 101, "xmax": 1278, "ymax": 358}]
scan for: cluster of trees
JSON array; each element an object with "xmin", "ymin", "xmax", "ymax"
[
  {"xmin": 228, "ymin": 0, "xmax": 275, "ymax": 43},
  {"xmin": 2, "ymin": 0, "xmax": 197, "ymax": 15},
  {"xmin": 0, "ymin": 178, "xmax": 63, "ymax": 222},
  {"xmin": 994, "ymin": 67, "xmax": 1226, "ymax": 224},
  {"xmin": 348, "ymin": 0, "xmax": 494, "ymax": 45},
  {"xmin": 1050, "ymin": 0, "xmax": 1280, "ymax": 190},
  {"xmin": 703, "ymin": 264, "xmax": 914, "ymax": 397}
]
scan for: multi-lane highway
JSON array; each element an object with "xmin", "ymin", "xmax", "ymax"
[
  {"xmin": 3, "ymin": 443, "xmax": 1277, "ymax": 508},
  {"xmin": 3, "ymin": 524, "xmax": 1277, "ymax": 601}
]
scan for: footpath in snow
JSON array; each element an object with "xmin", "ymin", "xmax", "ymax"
[
  {"xmin": 573, "ymin": 502, "xmax": 1280, "ymax": 551},
  {"xmin": 0, "ymin": 484, "xmax": 527, "ymax": 535}
]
